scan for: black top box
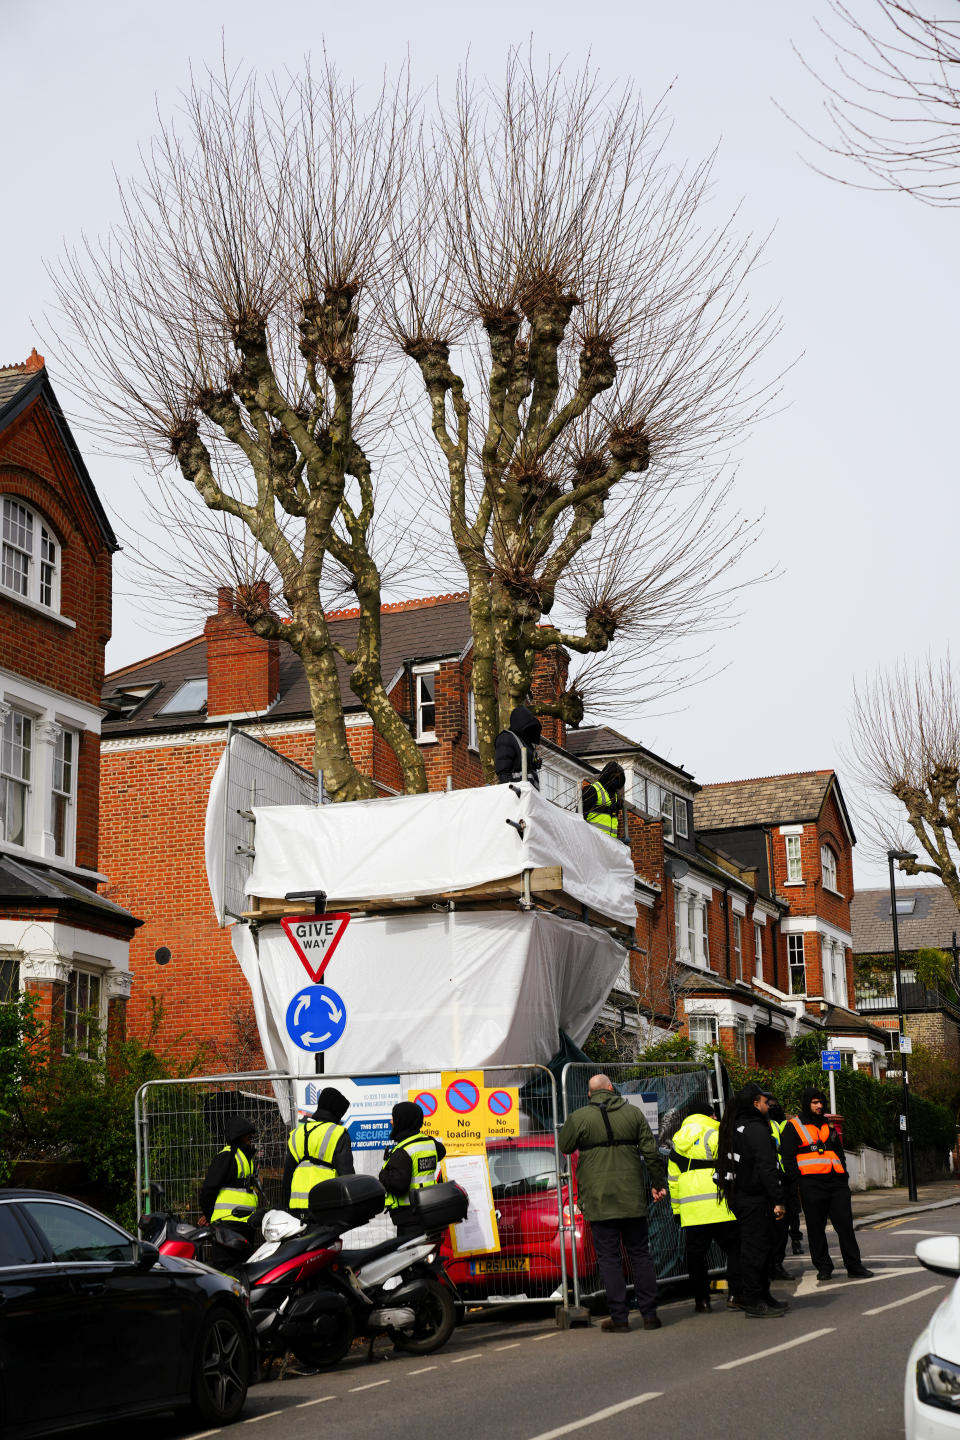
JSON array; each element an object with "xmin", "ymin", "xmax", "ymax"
[
  {"xmin": 306, "ymin": 1174, "xmax": 386, "ymax": 1228},
  {"xmin": 410, "ymin": 1180, "xmax": 469, "ymax": 1228}
]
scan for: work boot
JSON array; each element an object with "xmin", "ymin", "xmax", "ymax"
[
  {"xmin": 600, "ymin": 1318, "xmax": 631, "ymax": 1333},
  {"xmin": 642, "ymin": 1315, "xmax": 662, "ymax": 1330},
  {"xmin": 694, "ymin": 1298, "xmax": 711, "ymax": 1313},
  {"xmin": 791, "ymin": 1238, "xmax": 804, "ymax": 1255},
  {"xmin": 744, "ymin": 1303, "xmax": 785, "ymax": 1319},
  {"xmin": 816, "ymin": 1271, "xmax": 833, "ymax": 1283},
  {"xmin": 770, "ymin": 1264, "xmax": 793, "ymax": 1281},
  {"xmin": 846, "ymin": 1267, "xmax": 875, "ymax": 1279},
  {"xmin": 763, "ymin": 1294, "xmax": 789, "ymax": 1312}
]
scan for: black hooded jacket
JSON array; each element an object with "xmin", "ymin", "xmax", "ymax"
[
  {"xmin": 378, "ymin": 1102, "xmax": 446, "ymax": 1199},
  {"xmin": 726, "ymin": 1091, "xmax": 784, "ymax": 1206},
  {"xmin": 583, "ymin": 762, "xmax": 626, "ymax": 826},
  {"xmin": 281, "ymin": 1098, "xmax": 355, "ymax": 1208},
  {"xmin": 494, "ymin": 706, "xmax": 542, "ymax": 789},
  {"xmin": 779, "ymin": 1086, "xmax": 848, "ymax": 1189},
  {"xmin": 199, "ymin": 1116, "xmax": 258, "ymax": 1222}
]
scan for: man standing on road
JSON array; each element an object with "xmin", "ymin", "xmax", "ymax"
[
  {"xmin": 779, "ymin": 1086, "xmax": 873, "ymax": 1284},
  {"xmin": 717, "ymin": 1083, "xmax": 789, "ymax": 1319},
  {"xmin": 668, "ymin": 1101, "xmax": 742, "ymax": 1314},
  {"xmin": 559, "ymin": 1073, "xmax": 667, "ymax": 1334}
]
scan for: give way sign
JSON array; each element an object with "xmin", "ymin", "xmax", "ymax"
[{"xmin": 280, "ymin": 913, "xmax": 351, "ymax": 983}]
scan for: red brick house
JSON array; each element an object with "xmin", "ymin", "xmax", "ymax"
[{"xmin": 0, "ymin": 351, "xmax": 139, "ymax": 1047}]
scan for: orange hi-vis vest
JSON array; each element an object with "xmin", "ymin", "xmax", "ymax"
[{"xmin": 790, "ymin": 1116, "xmax": 845, "ymax": 1176}]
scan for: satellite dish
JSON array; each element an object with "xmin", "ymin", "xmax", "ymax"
[
  {"xmin": 665, "ymin": 858, "xmax": 689, "ymax": 882},
  {"xmin": 154, "ymin": 946, "xmax": 172, "ymax": 966}
]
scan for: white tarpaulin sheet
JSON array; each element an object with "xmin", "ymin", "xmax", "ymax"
[
  {"xmin": 244, "ymin": 783, "xmax": 635, "ymax": 927},
  {"xmin": 231, "ymin": 909, "xmax": 625, "ymax": 1074}
]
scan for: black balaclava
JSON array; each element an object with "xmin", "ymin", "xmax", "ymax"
[
  {"xmin": 597, "ymin": 761, "xmax": 626, "ymax": 794},
  {"xmin": 313, "ymin": 1087, "xmax": 350, "ymax": 1121},
  {"xmin": 224, "ymin": 1115, "xmax": 257, "ymax": 1156},
  {"xmin": 390, "ymin": 1101, "xmax": 425, "ymax": 1141},
  {"xmin": 800, "ymin": 1086, "xmax": 829, "ymax": 1122},
  {"xmin": 509, "ymin": 705, "xmax": 542, "ymax": 744}
]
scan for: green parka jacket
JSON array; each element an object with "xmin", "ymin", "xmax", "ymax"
[{"xmin": 558, "ymin": 1090, "xmax": 666, "ymax": 1222}]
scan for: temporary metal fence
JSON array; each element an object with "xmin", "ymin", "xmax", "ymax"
[
  {"xmin": 559, "ymin": 1059, "xmax": 726, "ymax": 1308},
  {"xmin": 135, "ymin": 1064, "xmax": 569, "ymax": 1312}
]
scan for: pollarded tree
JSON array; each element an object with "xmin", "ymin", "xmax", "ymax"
[{"xmin": 50, "ymin": 56, "xmax": 777, "ymax": 797}]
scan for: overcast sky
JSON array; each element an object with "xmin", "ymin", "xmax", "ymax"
[{"xmin": 5, "ymin": 0, "xmax": 954, "ymax": 888}]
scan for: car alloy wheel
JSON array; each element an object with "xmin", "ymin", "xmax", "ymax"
[{"xmin": 191, "ymin": 1310, "xmax": 250, "ymax": 1424}]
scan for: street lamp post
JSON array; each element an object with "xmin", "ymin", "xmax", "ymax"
[{"xmin": 888, "ymin": 849, "xmax": 918, "ymax": 1203}]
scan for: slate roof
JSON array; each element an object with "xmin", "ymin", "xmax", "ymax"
[
  {"xmin": 0, "ymin": 356, "xmax": 118, "ymax": 552},
  {"xmin": 851, "ymin": 886, "xmax": 960, "ymax": 956},
  {"xmin": 694, "ymin": 771, "xmax": 844, "ymax": 833},
  {"xmin": 103, "ymin": 595, "xmax": 474, "ymax": 735},
  {"xmin": 564, "ymin": 725, "xmax": 695, "ymax": 783},
  {"xmin": 0, "ymin": 855, "xmax": 140, "ymax": 929}
]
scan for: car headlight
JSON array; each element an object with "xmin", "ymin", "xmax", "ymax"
[{"xmin": 917, "ymin": 1354, "xmax": 960, "ymax": 1411}]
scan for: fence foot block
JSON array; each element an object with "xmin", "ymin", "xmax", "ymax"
[{"xmin": 556, "ymin": 1304, "xmax": 591, "ymax": 1328}]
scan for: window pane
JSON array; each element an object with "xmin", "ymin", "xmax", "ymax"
[
  {"xmin": 785, "ymin": 835, "xmax": 802, "ymax": 882},
  {"xmin": 754, "ymin": 924, "xmax": 763, "ymax": 979},
  {"xmin": 647, "ymin": 782, "xmax": 660, "ymax": 815},
  {"xmin": 660, "ymin": 790, "xmax": 673, "ymax": 841},
  {"xmin": 0, "ymin": 1205, "xmax": 39, "ymax": 1266},
  {"xmin": 0, "ymin": 958, "xmax": 20, "ymax": 1001},
  {"xmin": 157, "ymin": 678, "xmax": 208, "ymax": 716},
  {"xmin": 1, "ymin": 544, "xmax": 29, "ymax": 596},
  {"xmin": 674, "ymin": 796, "xmax": 688, "ymax": 838},
  {"xmin": 3, "ymin": 499, "xmax": 33, "ymax": 552},
  {"xmin": 21, "ymin": 1202, "xmax": 135, "ymax": 1264}
]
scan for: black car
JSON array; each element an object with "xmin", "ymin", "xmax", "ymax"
[{"xmin": 0, "ymin": 1189, "xmax": 256, "ymax": 1437}]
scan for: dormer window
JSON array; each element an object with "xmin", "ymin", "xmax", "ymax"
[{"xmin": 1, "ymin": 498, "xmax": 59, "ymax": 611}]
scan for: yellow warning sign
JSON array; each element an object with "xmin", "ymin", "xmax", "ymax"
[{"xmin": 409, "ymin": 1071, "xmax": 521, "ymax": 1152}]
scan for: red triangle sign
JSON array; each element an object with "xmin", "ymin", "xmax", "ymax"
[{"xmin": 280, "ymin": 913, "xmax": 351, "ymax": 983}]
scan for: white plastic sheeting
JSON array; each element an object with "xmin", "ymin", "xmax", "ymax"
[
  {"xmin": 231, "ymin": 909, "xmax": 626, "ymax": 1074},
  {"xmin": 245, "ymin": 782, "xmax": 635, "ymax": 927},
  {"xmin": 205, "ymin": 730, "xmax": 319, "ymax": 924}
]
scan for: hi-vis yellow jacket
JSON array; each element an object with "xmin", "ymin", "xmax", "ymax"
[{"xmin": 668, "ymin": 1113, "xmax": 735, "ymax": 1227}]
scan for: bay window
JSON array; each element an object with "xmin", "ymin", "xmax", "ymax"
[
  {"xmin": 688, "ymin": 1014, "xmax": 718, "ymax": 1056},
  {"xmin": 0, "ymin": 709, "xmax": 31, "ymax": 846},
  {"xmin": 788, "ymin": 934, "xmax": 807, "ymax": 995},
  {"xmin": 63, "ymin": 968, "xmax": 103, "ymax": 1059},
  {"xmin": 51, "ymin": 728, "xmax": 75, "ymax": 858}
]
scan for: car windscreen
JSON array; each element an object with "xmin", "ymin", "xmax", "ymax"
[
  {"xmin": 487, "ymin": 1147, "xmax": 559, "ymax": 1197},
  {"xmin": 0, "ymin": 1204, "xmax": 41, "ymax": 1267},
  {"xmin": 21, "ymin": 1202, "xmax": 137, "ymax": 1264}
]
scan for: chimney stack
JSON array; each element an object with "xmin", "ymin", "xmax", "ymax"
[{"xmin": 204, "ymin": 585, "xmax": 280, "ymax": 718}]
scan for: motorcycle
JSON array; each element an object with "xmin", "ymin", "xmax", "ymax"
[{"xmin": 145, "ymin": 1175, "xmax": 468, "ymax": 1371}]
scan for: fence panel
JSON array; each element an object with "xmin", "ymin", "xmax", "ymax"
[
  {"xmin": 136, "ymin": 1064, "xmax": 567, "ymax": 1311},
  {"xmin": 559, "ymin": 1061, "xmax": 724, "ymax": 1303}
]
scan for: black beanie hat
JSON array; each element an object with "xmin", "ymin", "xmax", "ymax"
[
  {"xmin": 598, "ymin": 761, "xmax": 626, "ymax": 792},
  {"xmin": 314, "ymin": 1087, "xmax": 350, "ymax": 1121}
]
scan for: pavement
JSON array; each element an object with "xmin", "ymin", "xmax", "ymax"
[
  {"xmin": 106, "ymin": 1200, "xmax": 960, "ymax": 1440},
  {"xmin": 851, "ymin": 1177, "xmax": 960, "ymax": 1226}
]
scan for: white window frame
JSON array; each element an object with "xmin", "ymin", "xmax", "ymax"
[
  {"xmin": 687, "ymin": 897, "xmax": 697, "ymax": 962},
  {"xmin": 660, "ymin": 789, "xmax": 674, "ymax": 842},
  {"xmin": 787, "ymin": 934, "xmax": 807, "ymax": 996},
  {"xmin": 699, "ymin": 901, "xmax": 710, "ymax": 967},
  {"xmin": 733, "ymin": 913, "xmax": 743, "ymax": 980},
  {"xmin": 51, "ymin": 727, "xmax": 76, "ymax": 862},
  {"xmin": 633, "ymin": 774, "xmax": 647, "ymax": 813},
  {"xmin": 754, "ymin": 922, "xmax": 763, "ymax": 980},
  {"xmin": 62, "ymin": 966, "xmax": 104, "ymax": 1060},
  {"xmin": 1, "ymin": 497, "xmax": 60, "ymax": 614},
  {"xmin": 413, "ymin": 665, "xmax": 439, "ymax": 742},
  {"xmin": 689, "ymin": 1014, "xmax": 719, "ymax": 1057},
  {"xmin": 821, "ymin": 843, "xmax": 839, "ymax": 894},
  {"xmin": 785, "ymin": 834, "xmax": 803, "ymax": 883},
  {"xmin": 674, "ymin": 795, "xmax": 689, "ymax": 838},
  {"xmin": 0, "ymin": 708, "xmax": 31, "ymax": 848},
  {"xmin": 467, "ymin": 688, "xmax": 478, "ymax": 752},
  {"xmin": 674, "ymin": 890, "xmax": 683, "ymax": 957},
  {"xmin": 734, "ymin": 1016, "xmax": 749, "ymax": 1063}
]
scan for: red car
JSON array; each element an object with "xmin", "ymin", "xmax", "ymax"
[{"xmin": 442, "ymin": 1137, "xmax": 596, "ymax": 1301}]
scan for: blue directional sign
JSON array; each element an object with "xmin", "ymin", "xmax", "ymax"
[
  {"xmin": 821, "ymin": 1050, "xmax": 841, "ymax": 1072},
  {"xmin": 286, "ymin": 984, "xmax": 347, "ymax": 1052}
]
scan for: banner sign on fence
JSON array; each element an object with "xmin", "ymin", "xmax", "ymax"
[
  {"xmin": 625, "ymin": 1091, "xmax": 660, "ymax": 1136},
  {"xmin": 410, "ymin": 1070, "xmax": 520, "ymax": 1152},
  {"xmin": 298, "ymin": 1074, "xmax": 403, "ymax": 1148}
]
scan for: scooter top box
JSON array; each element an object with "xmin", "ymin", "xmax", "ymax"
[
  {"xmin": 307, "ymin": 1174, "xmax": 386, "ymax": 1227},
  {"xmin": 410, "ymin": 1180, "xmax": 469, "ymax": 1228}
]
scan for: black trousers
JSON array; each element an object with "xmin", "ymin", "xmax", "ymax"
[
  {"xmin": 589, "ymin": 1216, "xmax": 658, "ymax": 1323},
  {"xmin": 800, "ymin": 1179, "xmax": 862, "ymax": 1274},
  {"xmin": 732, "ymin": 1195, "xmax": 775, "ymax": 1306},
  {"xmin": 772, "ymin": 1192, "xmax": 803, "ymax": 1266},
  {"xmin": 684, "ymin": 1220, "xmax": 741, "ymax": 1304}
]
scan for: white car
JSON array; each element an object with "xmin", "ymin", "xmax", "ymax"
[{"xmin": 906, "ymin": 1236, "xmax": 960, "ymax": 1436}]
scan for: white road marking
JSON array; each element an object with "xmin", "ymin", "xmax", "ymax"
[
  {"xmin": 407, "ymin": 1365, "xmax": 437, "ymax": 1375},
  {"xmin": 523, "ymin": 1392, "xmax": 663, "ymax": 1439},
  {"xmin": 243, "ymin": 1414, "xmax": 283, "ymax": 1424},
  {"xmin": 863, "ymin": 1285, "xmax": 944, "ymax": 1316},
  {"xmin": 714, "ymin": 1327, "xmax": 835, "ymax": 1371},
  {"xmin": 350, "ymin": 1380, "xmax": 391, "ymax": 1392},
  {"xmin": 884, "ymin": 1228, "xmax": 951, "ymax": 1236},
  {"xmin": 495, "ymin": 1342, "xmax": 522, "ymax": 1351},
  {"xmin": 531, "ymin": 1332, "xmax": 559, "ymax": 1341},
  {"xmin": 296, "ymin": 1397, "xmax": 335, "ymax": 1407},
  {"xmin": 795, "ymin": 1265, "xmax": 916, "ymax": 1298},
  {"xmin": 188, "ymin": 1432, "xmax": 222, "ymax": 1438},
  {"xmin": 451, "ymin": 1352, "xmax": 482, "ymax": 1363}
]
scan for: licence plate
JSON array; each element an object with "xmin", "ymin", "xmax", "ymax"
[{"xmin": 469, "ymin": 1256, "xmax": 531, "ymax": 1275}]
